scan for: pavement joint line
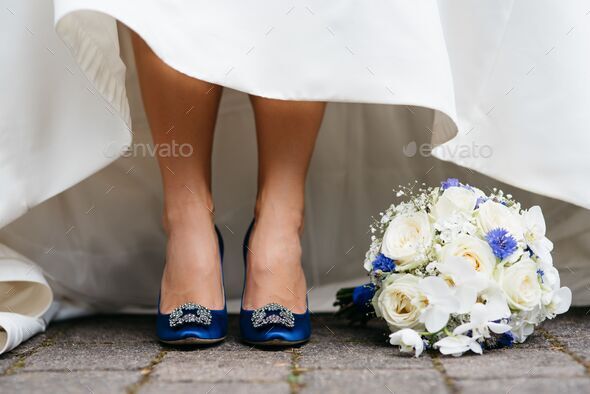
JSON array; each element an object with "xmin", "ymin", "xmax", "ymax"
[
  {"xmin": 538, "ymin": 326, "xmax": 590, "ymax": 375},
  {"xmin": 124, "ymin": 348, "xmax": 168, "ymax": 394},
  {"xmin": 431, "ymin": 354, "xmax": 459, "ymax": 394},
  {"xmin": 1, "ymin": 334, "xmax": 58, "ymax": 377},
  {"xmin": 287, "ymin": 348, "xmax": 306, "ymax": 393}
]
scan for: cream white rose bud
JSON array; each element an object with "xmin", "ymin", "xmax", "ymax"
[
  {"xmin": 433, "ymin": 186, "xmax": 477, "ymax": 222},
  {"xmin": 381, "ymin": 212, "xmax": 432, "ymax": 271},
  {"xmin": 496, "ymin": 258, "xmax": 542, "ymax": 311},
  {"xmin": 477, "ymin": 200, "xmax": 524, "ymax": 241},
  {"xmin": 439, "ymin": 235, "xmax": 496, "ymax": 278},
  {"xmin": 373, "ymin": 274, "xmax": 425, "ymax": 331}
]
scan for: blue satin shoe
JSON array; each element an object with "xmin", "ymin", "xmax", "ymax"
[
  {"xmin": 156, "ymin": 226, "xmax": 228, "ymax": 345},
  {"xmin": 239, "ymin": 220, "xmax": 311, "ymax": 346}
]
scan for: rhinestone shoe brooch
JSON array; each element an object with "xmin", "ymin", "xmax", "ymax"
[
  {"xmin": 251, "ymin": 303, "xmax": 295, "ymax": 328},
  {"xmin": 169, "ymin": 303, "xmax": 212, "ymax": 328}
]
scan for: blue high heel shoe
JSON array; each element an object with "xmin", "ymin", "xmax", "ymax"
[
  {"xmin": 239, "ymin": 220, "xmax": 311, "ymax": 346},
  {"xmin": 156, "ymin": 225, "xmax": 228, "ymax": 345}
]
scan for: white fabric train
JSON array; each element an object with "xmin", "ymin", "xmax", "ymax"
[{"xmin": 1, "ymin": 0, "xmax": 590, "ymax": 354}]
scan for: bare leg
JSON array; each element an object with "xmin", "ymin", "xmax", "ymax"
[
  {"xmin": 245, "ymin": 96, "xmax": 326, "ymax": 313},
  {"xmin": 132, "ymin": 34, "xmax": 224, "ymax": 312}
]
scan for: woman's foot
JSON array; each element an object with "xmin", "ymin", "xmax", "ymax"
[
  {"xmin": 159, "ymin": 201, "xmax": 224, "ymax": 313},
  {"xmin": 243, "ymin": 205, "xmax": 308, "ymax": 314}
]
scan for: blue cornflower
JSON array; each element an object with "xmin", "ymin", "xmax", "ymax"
[
  {"xmin": 485, "ymin": 228, "xmax": 518, "ymax": 260},
  {"xmin": 372, "ymin": 253, "xmax": 396, "ymax": 273},
  {"xmin": 441, "ymin": 178, "xmax": 460, "ymax": 190},
  {"xmin": 497, "ymin": 331, "xmax": 515, "ymax": 348},
  {"xmin": 352, "ymin": 283, "xmax": 376, "ymax": 313}
]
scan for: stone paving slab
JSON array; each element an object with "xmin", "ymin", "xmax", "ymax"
[
  {"xmin": 0, "ymin": 371, "xmax": 137, "ymax": 394},
  {"xmin": 49, "ymin": 315, "xmax": 156, "ymax": 344},
  {"xmin": 543, "ymin": 307, "xmax": 590, "ymax": 365},
  {"xmin": 142, "ymin": 381, "xmax": 291, "ymax": 394},
  {"xmin": 0, "ymin": 309, "xmax": 589, "ymax": 393},
  {"xmin": 23, "ymin": 342, "xmax": 161, "ymax": 372},
  {"xmin": 301, "ymin": 369, "xmax": 449, "ymax": 394},
  {"xmin": 153, "ymin": 348, "xmax": 292, "ymax": 383},
  {"xmin": 439, "ymin": 349, "xmax": 586, "ymax": 380},
  {"xmin": 455, "ymin": 377, "xmax": 590, "ymax": 394}
]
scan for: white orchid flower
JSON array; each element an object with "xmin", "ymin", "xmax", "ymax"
[
  {"xmin": 434, "ymin": 334, "xmax": 482, "ymax": 356},
  {"xmin": 523, "ymin": 206, "xmax": 553, "ymax": 265},
  {"xmin": 479, "ymin": 285, "xmax": 512, "ymax": 319},
  {"xmin": 418, "ymin": 277, "xmax": 459, "ymax": 333},
  {"xmin": 389, "ymin": 328, "xmax": 424, "ymax": 357},
  {"xmin": 436, "ymin": 257, "xmax": 490, "ymax": 313},
  {"xmin": 453, "ymin": 303, "xmax": 511, "ymax": 339},
  {"xmin": 538, "ymin": 267, "xmax": 572, "ymax": 317},
  {"xmin": 549, "ymin": 287, "xmax": 572, "ymax": 315}
]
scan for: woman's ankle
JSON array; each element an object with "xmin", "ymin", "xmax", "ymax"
[
  {"xmin": 162, "ymin": 196, "xmax": 214, "ymax": 234},
  {"xmin": 254, "ymin": 194, "xmax": 305, "ymax": 234}
]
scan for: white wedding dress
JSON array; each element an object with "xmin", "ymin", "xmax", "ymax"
[{"xmin": 1, "ymin": 0, "xmax": 590, "ymax": 354}]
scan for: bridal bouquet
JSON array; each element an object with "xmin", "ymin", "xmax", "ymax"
[{"xmin": 335, "ymin": 179, "xmax": 571, "ymax": 357}]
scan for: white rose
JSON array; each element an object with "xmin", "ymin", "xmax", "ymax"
[
  {"xmin": 477, "ymin": 200, "xmax": 524, "ymax": 241},
  {"xmin": 373, "ymin": 274, "xmax": 425, "ymax": 331},
  {"xmin": 389, "ymin": 328, "xmax": 424, "ymax": 357},
  {"xmin": 433, "ymin": 186, "xmax": 478, "ymax": 223},
  {"xmin": 381, "ymin": 212, "xmax": 432, "ymax": 271},
  {"xmin": 439, "ymin": 235, "xmax": 497, "ymax": 278},
  {"xmin": 496, "ymin": 258, "xmax": 542, "ymax": 311}
]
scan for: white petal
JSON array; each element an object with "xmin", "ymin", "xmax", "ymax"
[
  {"xmin": 389, "ymin": 331, "xmax": 403, "ymax": 346},
  {"xmin": 526, "ymin": 206, "xmax": 546, "ymax": 236},
  {"xmin": 422, "ymin": 307, "xmax": 450, "ymax": 333},
  {"xmin": 468, "ymin": 303, "xmax": 488, "ymax": 325},
  {"xmin": 487, "ymin": 322, "xmax": 512, "ymax": 334},
  {"xmin": 420, "ymin": 276, "xmax": 454, "ymax": 299},
  {"xmin": 453, "ymin": 322, "xmax": 473, "ymax": 336},
  {"xmin": 531, "ymin": 240, "xmax": 553, "ymax": 265},
  {"xmin": 553, "ymin": 287, "xmax": 572, "ymax": 315},
  {"xmin": 455, "ymin": 286, "xmax": 478, "ymax": 314},
  {"xmin": 434, "ymin": 336, "xmax": 470, "ymax": 356},
  {"xmin": 419, "ymin": 277, "xmax": 460, "ymax": 314},
  {"xmin": 414, "ymin": 340, "xmax": 424, "ymax": 357},
  {"xmin": 400, "ymin": 328, "xmax": 421, "ymax": 344},
  {"xmin": 469, "ymin": 340, "xmax": 483, "ymax": 355},
  {"xmin": 389, "ymin": 329, "xmax": 424, "ymax": 357},
  {"xmin": 480, "ymin": 286, "xmax": 511, "ymax": 320}
]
